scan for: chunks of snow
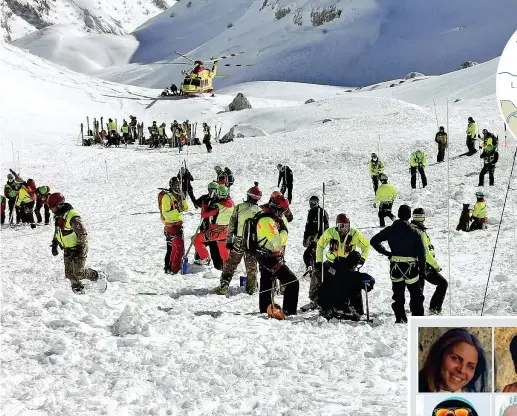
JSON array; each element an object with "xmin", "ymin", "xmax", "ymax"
[
  {"xmin": 364, "ymin": 341, "xmax": 393, "ymax": 358},
  {"xmin": 105, "ymin": 262, "xmax": 132, "ymax": 283},
  {"xmin": 494, "ymin": 274, "xmax": 509, "ymax": 282},
  {"xmin": 111, "ymin": 304, "xmax": 152, "ymax": 337}
]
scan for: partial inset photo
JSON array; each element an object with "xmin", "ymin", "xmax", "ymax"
[
  {"xmin": 495, "ymin": 395, "xmax": 517, "ymax": 415},
  {"xmin": 495, "ymin": 328, "xmax": 517, "ymax": 392},
  {"xmin": 419, "ymin": 327, "xmax": 492, "ymax": 393},
  {"xmin": 423, "ymin": 394, "xmax": 491, "ymax": 416}
]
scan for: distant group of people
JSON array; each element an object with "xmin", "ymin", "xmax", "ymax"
[
  {"xmin": 82, "ymin": 116, "xmax": 217, "ymax": 153},
  {"xmin": 2, "ymin": 170, "xmax": 50, "ymax": 228}
]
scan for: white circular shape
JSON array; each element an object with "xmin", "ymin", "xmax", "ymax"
[{"xmin": 496, "ymin": 29, "xmax": 517, "ymax": 142}]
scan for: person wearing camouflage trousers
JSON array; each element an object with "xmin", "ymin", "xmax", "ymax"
[
  {"xmin": 48, "ymin": 193, "xmax": 99, "ymax": 294},
  {"xmin": 213, "ymin": 182, "xmax": 262, "ymax": 295}
]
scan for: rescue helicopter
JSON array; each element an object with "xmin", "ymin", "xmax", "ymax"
[{"xmin": 155, "ymin": 51, "xmax": 251, "ymax": 96}]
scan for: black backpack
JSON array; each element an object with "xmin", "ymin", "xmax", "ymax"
[{"xmin": 224, "ymin": 167, "xmax": 235, "ymax": 186}]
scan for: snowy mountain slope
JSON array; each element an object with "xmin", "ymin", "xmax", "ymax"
[
  {"xmin": 12, "ymin": 0, "xmax": 517, "ymax": 90},
  {"xmin": 0, "ymin": 0, "xmax": 174, "ymax": 42},
  {"xmin": 1, "ymin": 43, "xmax": 517, "ymax": 415},
  {"xmin": 12, "ymin": 25, "xmax": 139, "ymax": 73},
  {"xmin": 93, "ymin": 0, "xmax": 517, "ymax": 89}
]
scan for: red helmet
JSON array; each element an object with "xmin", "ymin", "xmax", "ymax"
[
  {"xmin": 336, "ymin": 213, "xmax": 350, "ymax": 224},
  {"xmin": 247, "ymin": 182, "xmax": 262, "ymax": 201},
  {"xmin": 270, "ymin": 193, "xmax": 289, "ymax": 211},
  {"xmin": 47, "ymin": 193, "xmax": 65, "ymax": 209},
  {"xmin": 26, "ymin": 178, "xmax": 36, "ymax": 191},
  {"xmin": 336, "ymin": 213, "xmax": 350, "ymax": 233}
]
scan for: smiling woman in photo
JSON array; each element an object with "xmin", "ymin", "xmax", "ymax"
[{"xmin": 419, "ymin": 328, "xmax": 489, "ymax": 393}]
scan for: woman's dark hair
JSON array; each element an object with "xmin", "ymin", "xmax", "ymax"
[
  {"xmin": 509, "ymin": 335, "xmax": 517, "ymax": 365},
  {"xmin": 419, "ymin": 328, "xmax": 488, "ymax": 392}
]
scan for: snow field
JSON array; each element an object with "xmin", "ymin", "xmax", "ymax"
[{"xmin": 1, "ymin": 44, "xmax": 516, "ymax": 415}]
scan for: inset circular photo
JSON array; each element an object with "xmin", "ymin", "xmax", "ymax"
[
  {"xmin": 495, "ymin": 394, "xmax": 517, "ymax": 416},
  {"xmin": 496, "ymin": 29, "xmax": 517, "ymax": 141}
]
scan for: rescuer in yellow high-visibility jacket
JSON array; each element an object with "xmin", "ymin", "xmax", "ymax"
[
  {"xmin": 48, "ymin": 192, "xmax": 100, "ymax": 294},
  {"xmin": 160, "ymin": 177, "xmax": 188, "ymax": 274},
  {"xmin": 373, "ymin": 173, "xmax": 398, "ymax": 227}
]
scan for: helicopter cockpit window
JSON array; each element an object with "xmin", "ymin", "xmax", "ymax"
[{"xmin": 190, "ymin": 78, "xmax": 201, "ymax": 87}]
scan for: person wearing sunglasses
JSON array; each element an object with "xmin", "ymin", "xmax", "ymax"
[
  {"xmin": 419, "ymin": 328, "xmax": 489, "ymax": 393},
  {"xmin": 431, "ymin": 397, "xmax": 478, "ymax": 416},
  {"xmin": 310, "ymin": 213, "xmax": 370, "ymax": 316}
]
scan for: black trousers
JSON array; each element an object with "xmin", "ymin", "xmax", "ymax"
[
  {"xmin": 280, "ymin": 184, "xmax": 293, "ymax": 204},
  {"xmin": 478, "ymin": 165, "xmax": 495, "ymax": 186},
  {"xmin": 258, "ymin": 257, "xmax": 299, "ymax": 315},
  {"xmin": 35, "ymin": 199, "xmax": 50, "ymax": 223},
  {"xmin": 303, "ymin": 241, "xmax": 316, "ymax": 269},
  {"xmin": 421, "ymin": 266, "xmax": 448, "ymax": 312},
  {"xmin": 390, "ymin": 261, "xmax": 424, "ymax": 321},
  {"xmin": 411, "ymin": 166, "xmax": 427, "ymax": 188},
  {"xmin": 182, "ymin": 185, "xmax": 197, "ymax": 208},
  {"xmin": 7, "ymin": 197, "xmax": 21, "ymax": 223},
  {"xmin": 209, "ymin": 242, "xmax": 223, "ymax": 270},
  {"xmin": 470, "ymin": 218, "xmax": 485, "ymax": 231},
  {"xmin": 371, "ymin": 175, "xmax": 379, "ymax": 193},
  {"xmin": 437, "ymin": 145, "xmax": 446, "ymax": 162},
  {"xmin": 466, "ymin": 136, "xmax": 477, "ymax": 155},
  {"xmin": 378, "ymin": 202, "xmax": 395, "ymax": 227},
  {"xmin": 318, "ymin": 263, "xmax": 371, "ymax": 315},
  {"xmin": 21, "ymin": 201, "xmax": 35, "ymax": 225}
]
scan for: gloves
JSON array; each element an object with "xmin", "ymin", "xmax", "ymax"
[
  {"xmin": 373, "ymin": 203, "xmax": 377, "ymax": 208},
  {"xmin": 51, "ymin": 242, "xmax": 59, "ymax": 256},
  {"xmin": 226, "ymin": 241, "xmax": 234, "ymax": 251},
  {"xmin": 436, "ymin": 267, "xmax": 442, "ymax": 272},
  {"xmin": 358, "ymin": 257, "xmax": 366, "ymax": 266}
]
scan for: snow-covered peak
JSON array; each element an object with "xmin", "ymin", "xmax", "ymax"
[
  {"xmin": 0, "ymin": 0, "xmax": 175, "ymax": 42},
  {"xmin": 8, "ymin": 0, "xmax": 516, "ymax": 89}
]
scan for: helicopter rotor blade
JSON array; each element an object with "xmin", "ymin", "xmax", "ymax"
[
  {"xmin": 173, "ymin": 51, "xmax": 196, "ymax": 63},
  {"xmin": 204, "ymin": 52, "xmax": 245, "ymax": 63},
  {"xmin": 223, "ymin": 63, "xmax": 253, "ymax": 67}
]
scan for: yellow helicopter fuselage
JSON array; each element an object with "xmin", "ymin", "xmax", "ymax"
[{"xmin": 181, "ymin": 63, "xmax": 218, "ymax": 95}]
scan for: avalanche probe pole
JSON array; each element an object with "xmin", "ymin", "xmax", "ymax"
[{"xmin": 321, "ymin": 182, "xmax": 325, "ymax": 283}]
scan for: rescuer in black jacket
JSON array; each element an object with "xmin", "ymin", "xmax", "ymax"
[
  {"xmin": 370, "ymin": 204, "xmax": 426, "ymax": 323},
  {"xmin": 302, "ymin": 195, "xmax": 329, "ymax": 272}
]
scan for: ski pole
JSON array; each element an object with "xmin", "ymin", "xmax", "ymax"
[{"xmin": 9, "ymin": 194, "xmax": 19, "ymax": 225}]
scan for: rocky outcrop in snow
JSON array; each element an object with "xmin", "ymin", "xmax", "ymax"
[
  {"xmin": 228, "ymin": 93, "xmax": 252, "ymax": 111},
  {"xmin": 220, "ymin": 125, "xmax": 237, "ymax": 143},
  {"xmin": 404, "ymin": 72, "xmax": 425, "ymax": 80},
  {"xmin": 458, "ymin": 61, "xmax": 478, "ymax": 69}
]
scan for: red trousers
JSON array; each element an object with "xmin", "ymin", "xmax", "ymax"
[
  {"xmin": 193, "ymin": 227, "xmax": 229, "ymax": 261},
  {"xmin": 165, "ymin": 223, "xmax": 184, "ymax": 273}
]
